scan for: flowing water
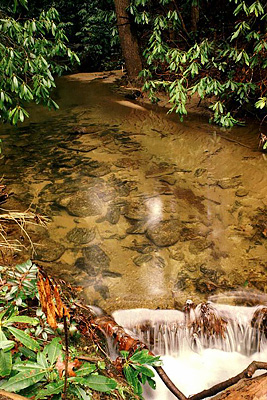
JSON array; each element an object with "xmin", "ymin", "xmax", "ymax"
[
  {"xmin": 1, "ymin": 71, "xmax": 267, "ymax": 397},
  {"xmin": 113, "ymin": 304, "xmax": 267, "ymax": 398}
]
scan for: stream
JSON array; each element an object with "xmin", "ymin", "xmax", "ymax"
[{"xmin": 0, "ymin": 70, "xmax": 267, "ymax": 397}]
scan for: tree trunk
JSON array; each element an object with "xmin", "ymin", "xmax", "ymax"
[
  {"xmin": 113, "ymin": 0, "xmax": 142, "ymax": 81},
  {"xmin": 191, "ymin": 1, "xmax": 199, "ymax": 34}
]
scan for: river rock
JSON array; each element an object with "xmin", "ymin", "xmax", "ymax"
[
  {"xmin": 126, "ymin": 220, "xmax": 147, "ymax": 234},
  {"xmin": 159, "ymin": 175, "xmax": 177, "ymax": 185},
  {"xmin": 35, "ymin": 239, "xmax": 65, "ymax": 262},
  {"xmin": 84, "ymin": 163, "xmax": 111, "ymax": 177},
  {"xmin": 66, "ymin": 227, "xmax": 95, "ymax": 245},
  {"xmin": 124, "ymin": 201, "xmax": 147, "ymax": 221},
  {"xmin": 94, "ymin": 283, "xmax": 110, "ymax": 300},
  {"xmin": 146, "ymin": 219, "xmax": 180, "ymax": 247},
  {"xmin": 217, "ymin": 176, "xmax": 241, "ymax": 189},
  {"xmin": 75, "ymin": 257, "xmax": 97, "ymax": 276},
  {"xmin": 82, "ymin": 245, "xmax": 110, "ymax": 271},
  {"xmin": 189, "ymin": 239, "xmax": 213, "ymax": 254},
  {"xmin": 133, "ymin": 254, "xmax": 152, "ymax": 266},
  {"xmin": 235, "ymin": 188, "xmax": 248, "ymax": 197},
  {"xmin": 66, "ymin": 191, "xmax": 102, "ymax": 217},
  {"xmin": 106, "ymin": 205, "xmax": 120, "ymax": 224},
  {"xmin": 154, "ymin": 256, "xmax": 166, "ymax": 268}
]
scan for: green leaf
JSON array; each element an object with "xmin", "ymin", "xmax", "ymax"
[
  {"xmin": 45, "ymin": 337, "xmax": 62, "ymax": 365},
  {"xmin": 37, "ymin": 352, "xmax": 49, "ymax": 369},
  {"xmin": 133, "ymin": 365, "xmax": 154, "ymax": 377},
  {"xmin": 73, "ymin": 386, "xmax": 92, "ymax": 400},
  {"xmin": 35, "ymin": 381, "xmax": 65, "ymax": 399},
  {"xmin": 8, "ymin": 327, "xmax": 40, "ymax": 351},
  {"xmin": 7, "ymin": 316, "xmax": 39, "ymax": 325},
  {"xmin": 76, "ymin": 364, "xmax": 96, "ymax": 376},
  {"xmin": 0, "ymin": 369, "xmax": 45, "ymax": 392},
  {"xmin": 73, "ymin": 375, "xmax": 117, "ymax": 392},
  {"xmin": 0, "ymin": 349, "xmax": 12, "ymax": 377},
  {"xmin": 13, "ymin": 361, "xmax": 45, "ymax": 372},
  {"xmin": 147, "ymin": 376, "xmax": 156, "ymax": 389},
  {"xmin": 0, "ymin": 340, "xmax": 15, "ymax": 351}
]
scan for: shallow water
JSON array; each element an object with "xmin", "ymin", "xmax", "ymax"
[{"xmin": 0, "ymin": 72, "xmax": 267, "ymax": 314}]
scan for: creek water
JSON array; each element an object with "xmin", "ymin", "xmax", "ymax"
[{"xmin": 1, "ymin": 71, "xmax": 267, "ymax": 397}]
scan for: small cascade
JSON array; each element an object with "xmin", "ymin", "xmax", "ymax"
[
  {"xmin": 113, "ymin": 302, "xmax": 267, "ymax": 356},
  {"xmin": 112, "ymin": 301, "xmax": 267, "ymax": 398}
]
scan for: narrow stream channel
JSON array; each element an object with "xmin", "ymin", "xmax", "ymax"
[{"xmin": 1, "ymin": 71, "xmax": 267, "ymax": 397}]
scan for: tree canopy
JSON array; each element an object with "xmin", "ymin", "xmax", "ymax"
[
  {"xmin": 0, "ymin": 0, "xmax": 266, "ymax": 127},
  {"xmin": 0, "ymin": 0, "xmax": 79, "ymax": 125}
]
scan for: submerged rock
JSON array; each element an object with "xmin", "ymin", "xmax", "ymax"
[
  {"xmin": 146, "ymin": 219, "xmax": 180, "ymax": 247},
  {"xmin": 133, "ymin": 254, "xmax": 152, "ymax": 266},
  {"xmin": 106, "ymin": 204, "xmax": 120, "ymax": 224},
  {"xmin": 235, "ymin": 188, "xmax": 249, "ymax": 197},
  {"xmin": 66, "ymin": 191, "xmax": 102, "ymax": 217},
  {"xmin": 82, "ymin": 245, "xmax": 110, "ymax": 271},
  {"xmin": 74, "ymin": 257, "xmax": 97, "ymax": 276},
  {"xmin": 66, "ymin": 227, "xmax": 95, "ymax": 245},
  {"xmin": 35, "ymin": 239, "xmax": 65, "ymax": 262}
]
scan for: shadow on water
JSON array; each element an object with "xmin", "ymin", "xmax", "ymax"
[{"xmin": 0, "ymin": 73, "xmax": 267, "ymax": 315}]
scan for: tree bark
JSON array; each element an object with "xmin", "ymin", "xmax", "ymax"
[
  {"xmin": 212, "ymin": 373, "xmax": 267, "ymax": 400},
  {"xmin": 113, "ymin": 0, "xmax": 142, "ymax": 81}
]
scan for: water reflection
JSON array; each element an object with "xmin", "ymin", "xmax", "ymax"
[{"xmin": 0, "ymin": 73, "xmax": 266, "ymax": 313}]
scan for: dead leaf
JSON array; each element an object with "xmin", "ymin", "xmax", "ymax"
[{"xmin": 55, "ymin": 355, "xmax": 81, "ymax": 378}]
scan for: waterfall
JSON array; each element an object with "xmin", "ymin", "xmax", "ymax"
[{"xmin": 112, "ymin": 302, "xmax": 267, "ymax": 398}]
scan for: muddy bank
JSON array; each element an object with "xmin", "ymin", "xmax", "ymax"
[{"xmin": 0, "ymin": 72, "xmax": 266, "ymax": 313}]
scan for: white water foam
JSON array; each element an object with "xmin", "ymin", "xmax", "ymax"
[{"xmin": 113, "ymin": 305, "xmax": 267, "ymax": 399}]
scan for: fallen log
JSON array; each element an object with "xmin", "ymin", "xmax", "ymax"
[
  {"xmin": 211, "ymin": 372, "xmax": 267, "ymax": 400},
  {"xmin": 0, "ymin": 390, "xmax": 29, "ymax": 400}
]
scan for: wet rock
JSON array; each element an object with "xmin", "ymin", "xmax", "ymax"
[
  {"xmin": 35, "ymin": 239, "xmax": 65, "ymax": 262},
  {"xmin": 106, "ymin": 205, "xmax": 120, "ymax": 224},
  {"xmin": 199, "ymin": 264, "xmax": 223, "ymax": 281},
  {"xmin": 189, "ymin": 239, "xmax": 213, "ymax": 254},
  {"xmin": 145, "ymin": 163, "xmax": 175, "ymax": 178},
  {"xmin": 146, "ymin": 219, "xmax": 180, "ymax": 247},
  {"xmin": 195, "ymin": 278, "xmax": 218, "ymax": 293},
  {"xmin": 66, "ymin": 191, "xmax": 102, "ymax": 217},
  {"xmin": 102, "ymin": 270, "xmax": 122, "ymax": 278},
  {"xmin": 194, "ymin": 168, "xmax": 207, "ymax": 177},
  {"xmin": 217, "ymin": 176, "xmax": 241, "ymax": 189},
  {"xmin": 154, "ymin": 256, "xmax": 166, "ymax": 268},
  {"xmin": 126, "ymin": 220, "xmax": 147, "ymax": 234},
  {"xmin": 59, "ymin": 144, "xmax": 97, "ymax": 153},
  {"xmin": 94, "ymin": 284, "xmax": 110, "ymax": 300},
  {"xmin": 66, "ymin": 227, "xmax": 95, "ymax": 245},
  {"xmin": 174, "ymin": 274, "xmax": 190, "ymax": 291},
  {"xmin": 133, "ymin": 254, "xmax": 152, "ymax": 266},
  {"xmin": 125, "ymin": 201, "xmax": 147, "ymax": 221},
  {"xmin": 84, "ymin": 164, "xmax": 111, "ymax": 177},
  {"xmin": 114, "ymin": 158, "xmax": 140, "ymax": 169},
  {"xmin": 75, "ymin": 257, "xmax": 97, "ymax": 276},
  {"xmin": 159, "ymin": 175, "xmax": 177, "ymax": 185},
  {"xmin": 235, "ymin": 188, "xmax": 249, "ymax": 197},
  {"xmin": 169, "ymin": 250, "xmax": 185, "ymax": 261},
  {"xmin": 82, "ymin": 245, "xmax": 110, "ymax": 271}
]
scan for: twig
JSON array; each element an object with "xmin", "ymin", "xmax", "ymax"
[
  {"xmin": 62, "ymin": 312, "xmax": 69, "ymax": 400},
  {"xmin": 154, "ymin": 366, "xmax": 187, "ymax": 400},
  {"xmin": 77, "ymin": 355, "xmax": 104, "ymax": 363}
]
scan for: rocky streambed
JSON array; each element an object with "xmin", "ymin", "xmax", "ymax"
[{"xmin": 0, "ymin": 71, "xmax": 267, "ymax": 313}]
